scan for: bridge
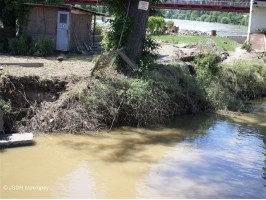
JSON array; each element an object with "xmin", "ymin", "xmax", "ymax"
[{"xmin": 66, "ymin": 0, "xmax": 250, "ymax": 12}]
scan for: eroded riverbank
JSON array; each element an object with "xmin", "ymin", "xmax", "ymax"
[{"xmin": 0, "ymin": 98, "xmax": 265, "ymax": 198}]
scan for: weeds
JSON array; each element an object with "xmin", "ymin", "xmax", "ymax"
[
  {"xmin": 10, "ymin": 34, "xmax": 54, "ymax": 56},
  {"xmin": 242, "ymin": 41, "xmax": 251, "ymax": 52},
  {"xmin": 2, "ymin": 54, "xmax": 265, "ymax": 134}
]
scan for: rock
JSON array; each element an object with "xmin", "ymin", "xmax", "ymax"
[
  {"xmin": 0, "ymin": 66, "xmax": 3, "ymax": 70},
  {"xmin": 175, "ymin": 49, "xmax": 185, "ymax": 59},
  {"xmin": 57, "ymin": 56, "xmax": 64, "ymax": 62},
  {"xmin": 49, "ymin": 118, "xmax": 54, "ymax": 124},
  {"xmin": 183, "ymin": 43, "xmax": 198, "ymax": 48}
]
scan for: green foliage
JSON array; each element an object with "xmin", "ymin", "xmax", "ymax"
[
  {"xmin": 33, "ymin": 38, "xmax": 54, "ymax": 57},
  {"xmin": 152, "ymin": 35, "xmax": 239, "ymax": 51},
  {"xmin": 101, "ymin": 16, "xmax": 133, "ymax": 51},
  {"xmin": 0, "ymin": 98, "xmax": 11, "ymax": 114},
  {"xmin": 189, "ymin": 54, "xmax": 266, "ymax": 111},
  {"xmin": 220, "ymin": 17, "xmax": 230, "ymax": 24},
  {"xmin": 58, "ymin": 74, "xmax": 173, "ymax": 130},
  {"xmin": 256, "ymin": 29, "xmax": 266, "ymax": 36},
  {"xmin": 158, "ymin": 9, "xmax": 249, "ymax": 26},
  {"xmin": 193, "ymin": 53, "xmax": 221, "ymax": 82},
  {"xmin": 11, "ymin": 34, "xmax": 32, "ymax": 55},
  {"xmin": 147, "ymin": 16, "xmax": 166, "ymax": 35},
  {"xmin": 139, "ymin": 36, "xmax": 160, "ymax": 70},
  {"xmin": 242, "ymin": 41, "xmax": 251, "ymax": 52},
  {"xmin": 11, "ymin": 34, "xmax": 54, "ymax": 56},
  {"xmin": 92, "ymin": 55, "xmax": 101, "ymax": 63},
  {"xmin": 166, "ymin": 21, "xmax": 174, "ymax": 30},
  {"xmin": 227, "ymin": 60, "xmax": 266, "ymax": 100},
  {"xmin": 0, "ymin": 35, "xmax": 9, "ymax": 52}
]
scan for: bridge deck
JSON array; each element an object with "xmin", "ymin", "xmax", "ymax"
[{"xmin": 66, "ymin": 0, "xmax": 250, "ymax": 12}]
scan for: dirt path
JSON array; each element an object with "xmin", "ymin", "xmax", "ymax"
[
  {"xmin": 222, "ymin": 47, "xmax": 258, "ymax": 66},
  {"xmin": 0, "ymin": 53, "xmax": 98, "ymax": 78}
]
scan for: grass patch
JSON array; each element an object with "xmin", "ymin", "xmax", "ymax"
[{"xmin": 151, "ymin": 35, "xmax": 239, "ymax": 51}]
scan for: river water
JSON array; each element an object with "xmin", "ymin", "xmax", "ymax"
[
  {"xmin": 166, "ymin": 19, "xmax": 249, "ymax": 36},
  {"xmin": 98, "ymin": 18, "xmax": 248, "ymax": 36},
  {"xmin": 0, "ymin": 99, "xmax": 265, "ymax": 199}
]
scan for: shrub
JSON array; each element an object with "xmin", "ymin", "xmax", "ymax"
[
  {"xmin": 0, "ymin": 98, "xmax": 11, "ymax": 114},
  {"xmin": 0, "ymin": 35, "xmax": 9, "ymax": 52},
  {"xmin": 242, "ymin": 41, "xmax": 251, "ymax": 52},
  {"xmin": 10, "ymin": 34, "xmax": 54, "ymax": 57},
  {"xmin": 23, "ymin": 74, "xmax": 173, "ymax": 133},
  {"xmin": 166, "ymin": 21, "xmax": 174, "ymax": 30},
  {"xmin": 147, "ymin": 16, "xmax": 165, "ymax": 35},
  {"xmin": 139, "ymin": 35, "xmax": 160, "ymax": 71},
  {"xmin": 33, "ymin": 38, "xmax": 54, "ymax": 57},
  {"xmin": 11, "ymin": 34, "xmax": 32, "ymax": 55},
  {"xmin": 95, "ymin": 23, "xmax": 104, "ymax": 35},
  {"xmin": 220, "ymin": 17, "xmax": 230, "ymax": 24}
]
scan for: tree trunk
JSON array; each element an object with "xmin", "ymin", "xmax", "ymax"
[{"xmin": 126, "ymin": 0, "xmax": 151, "ymax": 61}]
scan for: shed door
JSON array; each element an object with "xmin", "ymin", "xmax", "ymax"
[{"xmin": 56, "ymin": 11, "xmax": 70, "ymax": 51}]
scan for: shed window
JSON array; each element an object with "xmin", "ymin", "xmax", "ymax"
[{"xmin": 60, "ymin": 14, "xmax": 67, "ymax": 23}]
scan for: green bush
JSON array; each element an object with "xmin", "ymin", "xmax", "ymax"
[
  {"xmin": 147, "ymin": 16, "xmax": 165, "ymax": 35},
  {"xmin": 242, "ymin": 41, "xmax": 251, "ymax": 52},
  {"xmin": 0, "ymin": 98, "xmax": 11, "ymax": 114},
  {"xmin": 166, "ymin": 21, "xmax": 174, "ymax": 30},
  {"xmin": 33, "ymin": 38, "xmax": 54, "ymax": 57},
  {"xmin": 11, "ymin": 34, "xmax": 32, "ymax": 55},
  {"xmin": 10, "ymin": 34, "xmax": 54, "ymax": 57},
  {"xmin": 101, "ymin": 17, "xmax": 133, "ymax": 51},
  {"xmin": 190, "ymin": 54, "xmax": 266, "ymax": 111},
  {"xmin": 0, "ymin": 35, "xmax": 9, "ymax": 52}
]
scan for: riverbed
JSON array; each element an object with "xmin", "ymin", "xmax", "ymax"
[{"xmin": 0, "ymin": 99, "xmax": 265, "ymax": 199}]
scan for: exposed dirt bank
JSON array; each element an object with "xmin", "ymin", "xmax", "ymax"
[{"xmin": 0, "ymin": 75, "xmax": 69, "ymax": 133}]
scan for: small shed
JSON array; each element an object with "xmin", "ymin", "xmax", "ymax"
[{"xmin": 23, "ymin": 3, "xmax": 105, "ymax": 51}]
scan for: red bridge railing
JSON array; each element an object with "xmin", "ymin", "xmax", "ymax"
[{"xmin": 66, "ymin": 0, "xmax": 250, "ymax": 12}]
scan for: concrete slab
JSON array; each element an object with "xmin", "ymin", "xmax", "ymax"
[
  {"xmin": 250, "ymin": 34, "xmax": 265, "ymax": 52},
  {"xmin": 0, "ymin": 133, "xmax": 33, "ymax": 148}
]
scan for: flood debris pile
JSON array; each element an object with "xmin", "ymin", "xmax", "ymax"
[
  {"xmin": 0, "ymin": 52, "xmax": 265, "ymax": 134},
  {"xmin": 0, "ymin": 75, "xmax": 67, "ymax": 133}
]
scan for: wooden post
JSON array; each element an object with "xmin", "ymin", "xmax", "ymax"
[{"xmin": 93, "ymin": 14, "xmax": 96, "ymax": 47}]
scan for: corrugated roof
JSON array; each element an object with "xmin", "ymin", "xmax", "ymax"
[{"xmin": 24, "ymin": 2, "xmax": 106, "ymax": 16}]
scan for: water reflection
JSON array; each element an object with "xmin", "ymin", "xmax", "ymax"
[
  {"xmin": 0, "ymin": 102, "xmax": 265, "ymax": 198},
  {"xmin": 137, "ymin": 113, "xmax": 266, "ymax": 199}
]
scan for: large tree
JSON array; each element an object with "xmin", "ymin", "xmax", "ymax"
[{"xmin": 102, "ymin": 0, "xmax": 164, "ymax": 61}]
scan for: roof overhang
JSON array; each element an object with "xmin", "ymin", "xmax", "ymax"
[{"xmin": 24, "ymin": 2, "xmax": 106, "ymax": 16}]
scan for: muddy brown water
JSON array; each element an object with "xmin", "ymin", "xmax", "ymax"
[{"xmin": 0, "ymin": 99, "xmax": 265, "ymax": 199}]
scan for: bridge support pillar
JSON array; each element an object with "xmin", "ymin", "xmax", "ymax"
[{"xmin": 247, "ymin": 0, "xmax": 266, "ymax": 40}]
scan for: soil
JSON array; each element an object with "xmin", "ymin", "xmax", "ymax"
[
  {"xmin": 0, "ymin": 51, "xmax": 101, "ymax": 78},
  {"xmin": 157, "ymin": 42, "xmax": 198, "ymax": 61}
]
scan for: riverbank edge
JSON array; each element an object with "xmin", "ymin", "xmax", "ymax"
[{"xmin": 0, "ymin": 52, "xmax": 265, "ymax": 134}]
